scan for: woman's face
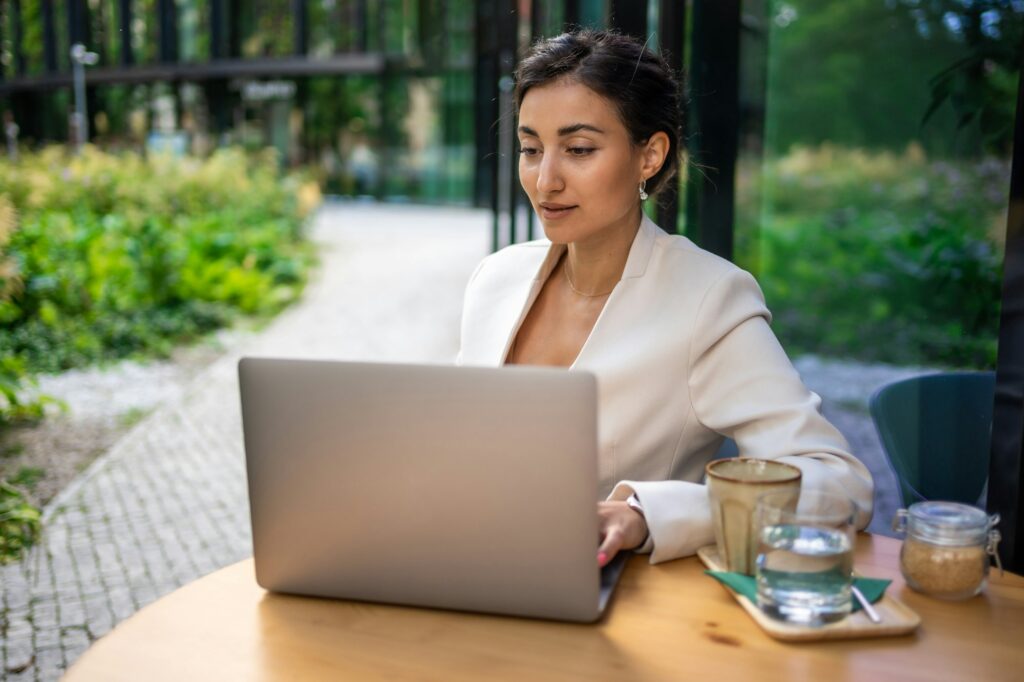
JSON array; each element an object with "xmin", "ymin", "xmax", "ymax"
[{"xmin": 517, "ymin": 78, "xmax": 660, "ymax": 246}]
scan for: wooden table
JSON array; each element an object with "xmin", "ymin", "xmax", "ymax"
[{"xmin": 64, "ymin": 535, "xmax": 1024, "ymax": 681}]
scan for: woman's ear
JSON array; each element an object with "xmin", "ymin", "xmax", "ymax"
[{"xmin": 640, "ymin": 131, "xmax": 671, "ymax": 181}]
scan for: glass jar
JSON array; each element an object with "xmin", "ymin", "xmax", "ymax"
[{"xmin": 892, "ymin": 501, "xmax": 1001, "ymax": 600}]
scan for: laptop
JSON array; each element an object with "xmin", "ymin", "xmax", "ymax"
[{"xmin": 238, "ymin": 357, "xmax": 629, "ymax": 623}]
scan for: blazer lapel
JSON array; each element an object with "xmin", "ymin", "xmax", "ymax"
[{"xmin": 471, "ymin": 215, "xmax": 661, "ymax": 367}]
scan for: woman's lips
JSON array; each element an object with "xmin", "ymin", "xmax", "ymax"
[{"xmin": 539, "ymin": 204, "xmax": 577, "ymax": 220}]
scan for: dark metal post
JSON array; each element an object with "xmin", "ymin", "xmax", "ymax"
[
  {"xmin": 496, "ymin": 0, "xmax": 519, "ymax": 248},
  {"xmin": 529, "ymin": 0, "xmax": 543, "ymax": 39},
  {"xmin": 158, "ymin": 0, "xmax": 179, "ymax": 63},
  {"xmin": 988, "ymin": 67, "xmax": 1024, "ymax": 574},
  {"xmin": 119, "ymin": 0, "xmax": 134, "ymax": 66},
  {"xmin": 525, "ymin": 0, "xmax": 545, "ymax": 240},
  {"xmin": 12, "ymin": 0, "xmax": 26, "ymax": 76},
  {"xmin": 211, "ymin": 0, "xmax": 224, "ymax": 59},
  {"xmin": 563, "ymin": 0, "xmax": 579, "ymax": 28},
  {"xmin": 684, "ymin": 0, "xmax": 741, "ymax": 259},
  {"xmin": 655, "ymin": 0, "xmax": 686, "ymax": 235},
  {"xmin": 293, "ymin": 0, "xmax": 308, "ymax": 56},
  {"xmin": 355, "ymin": 0, "xmax": 368, "ymax": 52},
  {"xmin": 609, "ymin": 0, "xmax": 645, "ymax": 39},
  {"xmin": 67, "ymin": 0, "xmax": 80, "ymax": 46},
  {"xmin": 67, "ymin": 0, "xmax": 88, "ymax": 47},
  {"xmin": 228, "ymin": 0, "xmax": 241, "ymax": 58},
  {"xmin": 42, "ymin": 0, "xmax": 58, "ymax": 72},
  {"xmin": 474, "ymin": 0, "xmax": 500, "ymax": 213}
]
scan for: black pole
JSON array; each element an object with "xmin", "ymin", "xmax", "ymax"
[
  {"xmin": 684, "ymin": 0, "xmax": 741, "ymax": 259},
  {"xmin": 42, "ymin": 0, "xmax": 58, "ymax": 72},
  {"xmin": 119, "ymin": 0, "xmax": 134, "ymax": 66},
  {"xmin": 475, "ymin": 0, "xmax": 500, "ymax": 217},
  {"xmin": 227, "ymin": 0, "xmax": 241, "ymax": 58},
  {"xmin": 499, "ymin": 0, "xmax": 519, "ymax": 247},
  {"xmin": 355, "ymin": 0, "xmax": 368, "ymax": 52},
  {"xmin": 608, "ymin": 0, "xmax": 646, "ymax": 40},
  {"xmin": 12, "ymin": 0, "xmax": 26, "ymax": 76},
  {"xmin": 70, "ymin": 0, "xmax": 91, "ymax": 47},
  {"xmin": 210, "ymin": 0, "xmax": 224, "ymax": 59},
  {"xmin": 67, "ymin": 0, "xmax": 80, "ymax": 47},
  {"xmin": 563, "ymin": 0, "xmax": 579, "ymax": 29},
  {"xmin": 988, "ymin": 64, "xmax": 1024, "ymax": 574},
  {"xmin": 293, "ymin": 0, "xmax": 308, "ymax": 56},
  {"xmin": 656, "ymin": 0, "xmax": 685, "ymax": 235},
  {"xmin": 157, "ymin": 0, "xmax": 179, "ymax": 63}
]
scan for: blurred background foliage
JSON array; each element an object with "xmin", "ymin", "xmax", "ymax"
[
  {"xmin": 732, "ymin": 0, "xmax": 1020, "ymax": 370},
  {"xmin": 762, "ymin": 0, "xmax": 1021, "ymax": 157},
  {"xmin": 0, "ymin": 146, "xmax": 318, "ymax": 425},
  {"xmin": 737, "ymin": 145, "xmax": 1006, "ymax": 368}
]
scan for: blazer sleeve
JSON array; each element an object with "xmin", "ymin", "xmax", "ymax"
[{"xmin": 611, "ymin": 268, "xmax": 874, "ymax": 563}]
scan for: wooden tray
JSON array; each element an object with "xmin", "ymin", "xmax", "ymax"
[{"xmin": 697, "ymin": 545, "xmax": 920, "ymax": 641}]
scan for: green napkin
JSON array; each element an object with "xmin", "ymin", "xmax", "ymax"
[{"xmin": 705, "ymin": 571, "xmax": 891, "ymax": 612}]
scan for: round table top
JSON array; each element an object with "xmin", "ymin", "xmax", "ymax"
[{"xmin": 65, "ymin": 535, "xmax": 1024, "ymax": 681}]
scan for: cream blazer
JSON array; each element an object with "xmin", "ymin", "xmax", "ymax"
[{"xmin": 457, "ymin": 214, "xmax": 874, "ymax": 563}]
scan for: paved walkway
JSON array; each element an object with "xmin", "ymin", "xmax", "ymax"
[{"xmin": 0, "ymin": 203, "xmax": 908, "ymax": 681}]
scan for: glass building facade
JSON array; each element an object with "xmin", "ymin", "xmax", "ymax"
[{"xmin": 0, "ymin": 0, "xmax": 477, "ymax": 204}]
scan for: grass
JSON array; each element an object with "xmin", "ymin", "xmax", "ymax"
[{"xmin": 118, "ymin": 407, "xmax": 150, "ymax": 428}]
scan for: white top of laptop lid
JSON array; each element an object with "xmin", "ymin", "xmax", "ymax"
[{"xmin": 239, "ymin": 358, "xmax": 603, "ymax": 622}]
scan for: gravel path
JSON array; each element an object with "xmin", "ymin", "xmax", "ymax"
[{"xmin": 0, "ymin": 333, "xmax": 250, "ymax": 506}]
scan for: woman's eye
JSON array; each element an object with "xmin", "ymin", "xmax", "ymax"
[
  {"xmin": 518, "ymin": 147, "xmax": 540, "ymax": 157},
  {"xmin": 567, "ymin": 147, "xmax": 596, "ymax": 156}
]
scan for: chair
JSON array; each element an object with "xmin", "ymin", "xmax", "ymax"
[{"xmin": 868, "ymin": 371, "xmax": 995, "ymax": 508}]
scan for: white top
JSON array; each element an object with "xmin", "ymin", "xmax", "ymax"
[{"xmin": 457, "ymin": 214, "xmax": 874, "ymax": 563}]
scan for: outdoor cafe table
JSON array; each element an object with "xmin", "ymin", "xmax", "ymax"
[{"xmin": 64, "ymin": 535, "xmax": 1024, "ymax": 681}]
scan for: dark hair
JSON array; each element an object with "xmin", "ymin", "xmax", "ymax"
[{"xmin": 514, "ymin": 30, "xmax": 683, "ymax": 197}]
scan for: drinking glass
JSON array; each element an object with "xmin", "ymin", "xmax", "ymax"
[
  {"xmin": 705, "ymin": 458, "xmax": 802, "ymax": 575},
  {"xmin": 754, "ymin": 490, "xmax": 857, "ymax": 625}
]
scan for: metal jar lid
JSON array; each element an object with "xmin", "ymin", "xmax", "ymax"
[{"xmin": 897, "ymin": 501, "xmax": 998, "ymax": 546}]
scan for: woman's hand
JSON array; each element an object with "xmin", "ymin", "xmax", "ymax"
[{"xmin": 597, "ymin": 500, "xmax": 648, "ymax": 567}]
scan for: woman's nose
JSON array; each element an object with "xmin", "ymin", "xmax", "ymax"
[{"xmin": 535, "ymin": 155, "xmax": 564, "ymax": 194}]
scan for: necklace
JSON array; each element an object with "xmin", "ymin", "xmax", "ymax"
[{"xmin": 562, "ymin": 260, "xmax": 616, "ymax": 298}]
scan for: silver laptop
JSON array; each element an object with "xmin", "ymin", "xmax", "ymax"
[{"xmin": 238, "ymin": 357, "xmax": 629, "ymax": 623}]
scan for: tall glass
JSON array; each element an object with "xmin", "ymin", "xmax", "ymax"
[{"xmin": 754, "ymin": 490, "xmax": 857, "ymax": 625}]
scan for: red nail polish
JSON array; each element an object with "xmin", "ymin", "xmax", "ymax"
[{"xmin": 597, "ymin": 551, "xmax": 608, "ymax": 565}]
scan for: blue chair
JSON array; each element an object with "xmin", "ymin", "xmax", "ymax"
[{"xmin": 868, "ymin": 371, "xmax": 995, "ymax": 507}]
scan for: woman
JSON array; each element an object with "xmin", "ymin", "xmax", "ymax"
[{"xmin": 457, "ymin": 30, "xmax": 873, "ymax": 566}]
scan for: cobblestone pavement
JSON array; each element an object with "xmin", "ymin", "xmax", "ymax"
[
  {"xmin": 0, "ymin": 203, "xmax": 490, "ymax": 681},
  {"xmin": 0, "ymin": 203, "xmax": 911, "ymax": 680}
]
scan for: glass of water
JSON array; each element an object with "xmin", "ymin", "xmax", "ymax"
[{"xmin": 754, "ymin": 490, "xmax": 857, "ymax": 626}]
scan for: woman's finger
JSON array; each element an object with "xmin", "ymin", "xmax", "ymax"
[{"xmin": 597, "ymin": 526, "xmax": 623, "ymax": 567}]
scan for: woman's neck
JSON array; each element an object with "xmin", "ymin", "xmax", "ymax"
[{"xmin": 563, "ymin": 210, "xmax": 643, "ymax": 296}]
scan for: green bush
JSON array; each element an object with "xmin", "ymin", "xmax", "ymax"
[
  {"xmin": 0, "ymin": 145, "xmax": 318, "ymax": 562},
  {"xmin": 0, "ymin": 479, "xmax": 40, "ymax": 564},
  {"xmin": 0, "ymin": 195, "xmax": 51, "ymax": 424},
  {"xmin": 0, "ymin": 146, "xmax": 317, "ymax": 375},
  {"xmin": 738, "ymin": 145, "xmax": 1005, "ymax": 368}
]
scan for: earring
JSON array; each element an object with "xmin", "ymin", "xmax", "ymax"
[{"xmin": 639, "ymin": 180, "xmax": 649, "ymax": 201}]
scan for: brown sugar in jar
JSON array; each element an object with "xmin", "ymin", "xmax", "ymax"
[{"xmin": 893, "ymin": 501, "xmax": 1001, "ymax": 601}]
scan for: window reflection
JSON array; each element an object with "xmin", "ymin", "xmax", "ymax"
[{"xmin": 739, "ymin": 0, "xmax": 1021, "ymax": 533}]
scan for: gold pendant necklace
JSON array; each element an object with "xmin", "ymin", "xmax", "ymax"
[{"xmin": 563, "ymin": 260, "xmax": 616, "ymax": 298}]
